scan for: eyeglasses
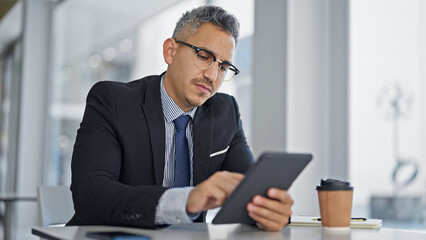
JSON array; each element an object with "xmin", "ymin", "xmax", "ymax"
[{"xmin": 175, "ymin": 40, "xmax": 240, "ymax": 82}]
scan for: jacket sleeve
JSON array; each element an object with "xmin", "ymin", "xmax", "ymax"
[
  {"xmin": 220, "ymin": 96, "xmax": 255, "ymax": 174},
  {"xmin": 69, "ymin": 81, "xmax": 167, "ymax": 228}
]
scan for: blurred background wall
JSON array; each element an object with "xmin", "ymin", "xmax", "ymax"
[{"xmin": 0, "ymin": 0, "xmax": 425, "ymax": 239}]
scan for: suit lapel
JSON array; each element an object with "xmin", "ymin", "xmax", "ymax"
[
  {"xmin": 192, "ymin": 104, "xmax": 213, "ymax": 185},
  {"xmin": 141, "ymin": 78, "xmax": 165, "ymax": 186}
]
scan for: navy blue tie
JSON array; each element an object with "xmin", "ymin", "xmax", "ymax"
[{"xmin": 174, "ymin": 115, "xmax": 191, "ymax": 187}]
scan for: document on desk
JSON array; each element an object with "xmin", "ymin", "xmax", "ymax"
[{"xmin": 289, "ymin": 215, "xmax": 382, "ymax": 229}]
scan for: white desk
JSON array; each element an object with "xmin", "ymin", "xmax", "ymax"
[{"xmin": 32, "ymin": 223, "xmax": 426, "ymax": 240}]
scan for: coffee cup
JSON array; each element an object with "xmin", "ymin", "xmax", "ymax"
[{"xmin": 316, "ymin": 178, "xmax": 354, "ymax": 230}]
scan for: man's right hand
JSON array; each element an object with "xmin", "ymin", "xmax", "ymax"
[{"xmin": 186, "ymin": 171, "xmax": 244, "ymax": 213}]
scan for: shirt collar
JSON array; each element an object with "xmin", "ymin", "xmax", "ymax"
[{"xmin": 160, "ymin": 75, "xmax": 197, "ymax": 123}]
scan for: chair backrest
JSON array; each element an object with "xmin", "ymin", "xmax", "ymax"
[{"xmin": 37, "ymin": 185, "xmax": 74, "ymax": 227}]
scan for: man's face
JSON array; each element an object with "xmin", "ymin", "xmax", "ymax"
[{"xmin": 163, "ymin": 22, "xmax": 236, "ymax": 112}]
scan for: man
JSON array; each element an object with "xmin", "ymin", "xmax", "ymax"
[{"xmin": 68, "ymin": 6, "xmax": 293, "ymax": 231}]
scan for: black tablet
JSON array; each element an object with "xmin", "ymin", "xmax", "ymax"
[{"xmin": 212, "ymin": 152, "xmax": 312, "ymax": 224}]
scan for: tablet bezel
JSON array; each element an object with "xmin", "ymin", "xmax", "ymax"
[{"xmin": 212, "ymin": 152, "xmax": 312, "ymax": 224}]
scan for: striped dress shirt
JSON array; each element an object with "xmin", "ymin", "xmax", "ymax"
[{"xmin": 155, "ymin": 77, "xmax": 199, "ymax": 224}]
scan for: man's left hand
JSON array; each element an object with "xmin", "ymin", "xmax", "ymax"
[{"xmin": 246, "ymin": 188, "xmax": 293, "ymax": 232}]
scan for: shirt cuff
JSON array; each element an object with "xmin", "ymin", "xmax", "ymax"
[{"xmin": 155, "ymin": 187, "xmax": 200, "ymax": 225}]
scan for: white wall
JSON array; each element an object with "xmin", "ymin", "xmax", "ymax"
[
  {"xmin": 253, "ymin": 0, "xmax": 349, "ymax": 215},
  {"xmin": 15, "ymin": 0, "xmax": 52, "ymax": 239},
  {"xmin": 350, "ymin": 0, "xmax": 426, "ymax": 209},
  {"xmin": 252, "ymin": 1, "xmax": 288, "ymax": 157},
  {"xmin": 287, "ymin": 0, "xmax": 329, "ymax": 216}
]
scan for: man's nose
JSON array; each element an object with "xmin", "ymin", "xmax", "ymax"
[{"xmin": 203, "ymin": 62, "xmax": 219, "ymax": 82}]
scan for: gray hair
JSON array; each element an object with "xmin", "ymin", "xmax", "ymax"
[{"xmin": 172, "ymin": 5, "xmax": 240, "ymax": 45}]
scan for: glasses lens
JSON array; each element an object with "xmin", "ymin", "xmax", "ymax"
[
  {"xmin": 194, "ymin": 50, "xmax": 214, "ymax": 69},
  {"xmin": 223, "ymin": 68, "xmax": 236, "ymax": 81},
  {"xmin": 193, "ymin": 49, "xmax": 237, "ymax": 81}
]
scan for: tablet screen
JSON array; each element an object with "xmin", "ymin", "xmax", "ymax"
[{"xmin": 212, "ymin": 152, "xmax": 312, "ymax": 224}]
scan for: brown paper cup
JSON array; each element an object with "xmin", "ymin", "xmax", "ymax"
[{"xmin": 318, "ymin": 190, "xmax": 353, "ymax": 228}]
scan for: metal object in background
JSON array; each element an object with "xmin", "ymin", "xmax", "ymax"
[{"xmin": 377, "ymin": 83, "xmax": 419, "ymax": 192}]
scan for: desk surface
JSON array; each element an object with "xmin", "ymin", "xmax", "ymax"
[{"xmin": 32, "ymin": 223, "xmax": 426, "ymax": 240}]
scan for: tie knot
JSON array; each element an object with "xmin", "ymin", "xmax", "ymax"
[{"xmin": 174, "ymin": 115, "xmax": 191, "ymax": 130}]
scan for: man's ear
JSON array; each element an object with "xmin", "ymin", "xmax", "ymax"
[{"xmin": 163, "ymin": 38, "xmax": 177, "ymax": 64}]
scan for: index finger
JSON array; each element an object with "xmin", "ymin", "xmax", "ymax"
[
  {"xmin": 209, "ymin": 171, "xmax": 244, "ymax": 194},
  {"xmin": 212, "ymin": 171, "xmax": 244, "ymax": 182},
  {"xmin": 229, "ymin": 172, "xmax": 245, "ymax": 181}
]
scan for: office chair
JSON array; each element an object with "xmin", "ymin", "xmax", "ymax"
[{"xmin": 37, "ymin": 186, "xmax": 74, "ymax": 227}]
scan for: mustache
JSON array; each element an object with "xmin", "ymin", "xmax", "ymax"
[{"xmin": 193, "ymin": 78, "xmax": 215, "ymax": 89}]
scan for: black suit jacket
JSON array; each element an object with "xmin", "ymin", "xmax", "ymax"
[{"xmin": 67, "ymin": 73, "xmax": 254, "ymax": 228}]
